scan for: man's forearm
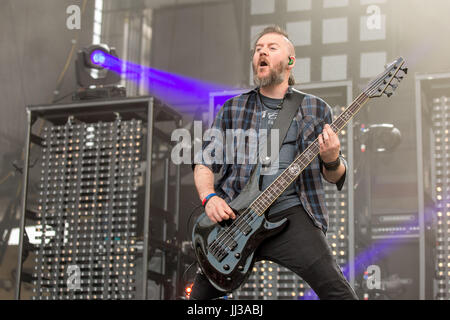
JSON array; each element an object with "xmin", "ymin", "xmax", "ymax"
[
  {"xmin": 322, "ymin": 162, "xmax": 346, "ymax": 184},
  {"xmin": 194, "ymin": 165, "xmax": 216, "ymax": 201}
]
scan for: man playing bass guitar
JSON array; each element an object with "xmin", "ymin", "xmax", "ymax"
[{"xmin": 190, "ymin": 25, "xmax": 358, "ymax": 300}]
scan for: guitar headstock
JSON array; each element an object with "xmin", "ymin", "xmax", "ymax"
[{"xmin": 367, "ymin": 57, "xmax": 407, "ymax": 99}]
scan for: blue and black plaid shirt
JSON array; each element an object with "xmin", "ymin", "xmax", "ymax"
[{"xmin": 195, "ymin": 86, "xmax": 347, "ymax": 233}]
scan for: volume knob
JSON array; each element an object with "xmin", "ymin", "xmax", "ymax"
[{"xmin": 223, "ymin": 264, "xmax": 230, "ymax": 271}]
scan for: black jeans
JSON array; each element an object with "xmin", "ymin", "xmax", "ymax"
[{"xmin": 190, "ymin": 205, "xmax": 358, "ymax": 300}]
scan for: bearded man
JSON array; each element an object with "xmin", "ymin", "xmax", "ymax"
[{"xmin": 189, "ymin": 25, "xmax": 358, "ymax": 300}]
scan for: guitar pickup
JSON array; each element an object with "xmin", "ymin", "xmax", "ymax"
[{"xmin": 238, "ymin": 222, "xmax": 252, "ymax": 236}]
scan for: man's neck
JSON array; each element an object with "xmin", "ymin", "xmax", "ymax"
[{"xmin": 259, "ymin": 82, "xmax": 289, "ymax": 99}]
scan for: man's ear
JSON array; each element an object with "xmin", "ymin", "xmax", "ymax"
[{"xmin": 288, "ymin": 56, "xmax": 295, "ymax": 68}]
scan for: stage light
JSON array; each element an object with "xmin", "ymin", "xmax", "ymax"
[
  {"xmin": 74, "ymin": 43, "xmax": 123, "ymax": 99},
  {"xmin": 185, "ymin": 283, "xmax": 194, "ymax": 299},
  {"xmin": 433, "ymin": 96, "xmax": 450, "ymax": 298},
  {"xmin": 362, "ymin": 124, "xmax": 402, "ymax": 153},
  {"xmin": 32, "ymin": 119, "xmax": 142, "ymax": 299},
  {"xmin": 90, "ymin": 50, "xmax": 107, "ymax": 68},
  {"xmin": 81, "ymin": 44, "xmax": 115, "ymax": 70}
]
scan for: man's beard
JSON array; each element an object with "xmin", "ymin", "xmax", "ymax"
[{"xmin": 253, "ymin": 60, "xmax": 286, "ymax": 88}]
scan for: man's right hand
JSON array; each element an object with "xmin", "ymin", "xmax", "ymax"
[{"xmin": 204, "ymin": 196, "xmax": 236, "ymax": 223}]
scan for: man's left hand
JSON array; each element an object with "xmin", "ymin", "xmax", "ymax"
[{"xmin": 318, "ymin": 124, "xmax": 340, "ymax": 163}]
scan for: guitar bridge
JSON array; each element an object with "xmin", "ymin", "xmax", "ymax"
[{"xmin": 210, "ymin": 245, "xmax": 228, "ymax": 262}]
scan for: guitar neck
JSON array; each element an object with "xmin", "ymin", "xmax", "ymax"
[{"xmin": 250, "ymin": 91, "xmax": 370, "ymax": 216}]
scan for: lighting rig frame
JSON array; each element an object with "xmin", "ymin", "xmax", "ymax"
[
  {"xmin": 415, "ymin": 72, "xmax": 450, "ymax": 300},
  {"xmin": 15, "ymin": 96, "xmax": 182, "ymax": 300}
]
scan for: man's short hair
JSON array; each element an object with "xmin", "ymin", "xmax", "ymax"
[{"xmin": 252, "ymin": 25, "xmax": 296, "ymax": 86}]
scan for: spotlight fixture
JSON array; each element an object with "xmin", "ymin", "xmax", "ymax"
[
  {"xmin": 359, "ymin": 124, "xmax": 402, "ymax": 153},
  {"xmin": 74, "ymin": 44, "xmax": 124, "ymax": 100},
  {"xmin": 88, "ymin": 49, "xmax": 107, "ymax": 69}
]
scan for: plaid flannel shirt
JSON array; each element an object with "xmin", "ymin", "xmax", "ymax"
[{"xmin": 195, "ymin": 86, "xmax": 347, "ymax": 233}]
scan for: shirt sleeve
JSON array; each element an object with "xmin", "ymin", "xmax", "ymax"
[
  {"xmin": 319, "ymin": 100, "xmax": 347, "ymax": 191},
  {"xmin": 319, "ymin": 153, "xmax": 347, "ymax": 191},
  {"xmin": 191, "ymin": 101, "xmax": 227, "ymax": 174}
]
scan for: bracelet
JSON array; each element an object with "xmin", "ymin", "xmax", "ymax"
[
  {"xmin": 323, "ymin": 157, "xmax": 341, "ymax": 171},
  {"xmin": 202, "ymin": 193, "xmax": 217, "ymax": 207}
]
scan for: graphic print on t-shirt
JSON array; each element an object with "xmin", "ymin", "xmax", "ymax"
[{"xmin": 262, "ymin": 109, "xmax": 279, "ymax": 127}]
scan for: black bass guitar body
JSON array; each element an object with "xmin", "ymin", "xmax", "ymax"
[{"xmin": 192, "ymin": 165, "xmax": 288, "ymax": 293}]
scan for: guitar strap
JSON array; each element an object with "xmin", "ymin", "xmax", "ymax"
[{"xmin": 260, "ymin": 88, "xmax": 305, "ymax": 169}]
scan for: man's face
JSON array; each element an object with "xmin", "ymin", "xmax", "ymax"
[{"xmin": 252, "ymin": 33, "xmax": 290, "ymax": 88}]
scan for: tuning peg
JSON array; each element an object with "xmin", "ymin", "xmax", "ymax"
[
  {"xmin": 401, "ymin": 67, "xmax": 408, "ymax": 74},
  {"xmin": 395, "ymin": 75, "xmax": 404, "ymax": 81},
  {"xmin": 389, "ymin": 83, "xmax": 398, "ymax": 91},
  {"xmin": 385, "ymin": 92, "xmax": 393, "ymax": 98}
]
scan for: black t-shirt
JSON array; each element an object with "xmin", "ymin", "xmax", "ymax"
[{"xmin": 259, "ymin": 93, "xmax": 302, "ymax": 217}]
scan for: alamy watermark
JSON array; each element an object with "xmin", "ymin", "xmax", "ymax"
[
  {"xmin": 66, "ymin": 5, "xmax": 81, "ymax": 30},
  {"xmin": 366, "ymin": 5, "xmax": 382, "ymax": 30},
  {"xmin": 67, "ymin": 264, "xmax": 81, "ymax": 291},
  {"xmin": 366, "ymin": 265, "xmax": 381, "ymax": 290},
  {"xmin": 171, "ymin": 121, "xmax": 280, "ymax": 175}
]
